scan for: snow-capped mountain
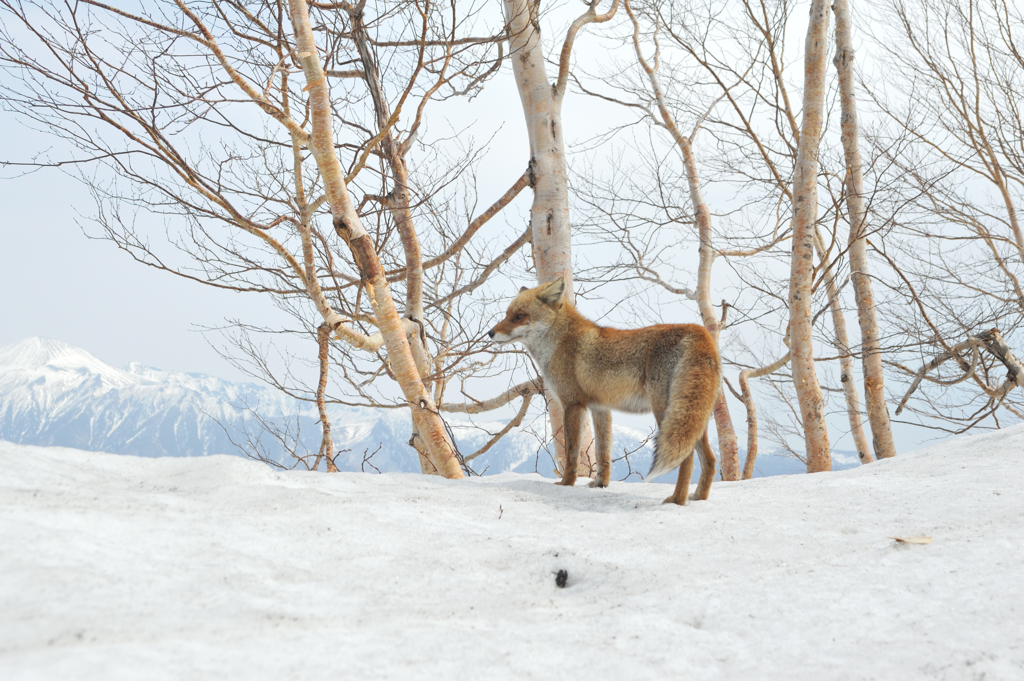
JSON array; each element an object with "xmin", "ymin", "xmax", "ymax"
[
  {"xmin": 0, "ymin": 337, "xmax": 657, "ymax": 477},
  {"xmin": 0, "ymin": 337, "xmax": 842, "ymax": 478},
  {"xmin": 0, "ymin": 338, "xmax": 296, "ymax": 459}
]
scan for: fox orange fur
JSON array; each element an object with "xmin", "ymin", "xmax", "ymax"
[{"xmin": 488, "ymin": 278, "xmax": 721, "ymax": 505}]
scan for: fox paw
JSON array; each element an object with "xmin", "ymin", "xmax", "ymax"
[
  {"xmin": 588, "ymin": 479, "xmax": 609, "ymax": 488},
  {"xmin": 555, "ymin": 478, "xmax": 576, "ymax": 487},
  {"xmin": 663, "ymin": 495, "xmax": 688, "ymax": 506}
]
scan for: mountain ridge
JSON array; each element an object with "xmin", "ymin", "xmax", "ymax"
[
  {"xmin": 0, "ymin": 337, "xmax": 583, "ymax": 475},
  {"xmin": 0, "ymin": 336, "xmax": 843, "ymax": 479}
]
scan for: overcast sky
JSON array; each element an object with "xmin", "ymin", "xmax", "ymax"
[
  {"xmin": 0, "ymin": 137, "xmax": 307, "ymax": 383},
  {"xmin": 0, "ymin": 133, "xmax": 274, "ymax": 380},
  {"xmin": 0, "ymin": 67, "xmax": 533, "ymax": 382}
]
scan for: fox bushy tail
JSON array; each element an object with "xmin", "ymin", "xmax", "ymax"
[{"xmin": 648, "ymin": 350, "xmax": 721, "ymax": 480}]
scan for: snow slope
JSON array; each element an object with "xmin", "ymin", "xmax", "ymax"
[{"xmin": 1, "ymin": 427, "xmax": 1022, "ymax": 680}]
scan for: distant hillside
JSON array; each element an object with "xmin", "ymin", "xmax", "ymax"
[
  {"xmin": 0, "ymin": 337, "xmax": 653, "ymax": 477},
  {"xmin": 0, "ymin": 337, "xmax": 856, "ymax": 479}
]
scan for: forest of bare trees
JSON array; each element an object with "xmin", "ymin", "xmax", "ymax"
[{"xmin": 1, "ymin": 0, "xmax": 1022, "ymax": 479}]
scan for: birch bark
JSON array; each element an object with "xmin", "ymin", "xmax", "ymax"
[
  {"xmin": 503, "ymin": 0, "xmax": 617, "ymax": 478},
  {"xmin": 349, "ymin": 9, "xmax": 437, "ymax": 472},
  {"xmin": 288, "ymin": 0, "xmax": 463, "ymax": 479},
  {"xmin": 737, "ymin": 351, "xmax": 790, "ymax": 479},
  {"xmin": 814, "ymin": 229, "xmax": 873, "ymax": 464},
  {"xmin": 832, "ymin": 0, "xmax": 897, "ymax": 460},
  {"xmin": 789, "ymin": 0, "xmax": 831, "ymax": 472},
  {"xmin": 314, "ymin": 324, "xmax": 339, "ymax": 473}
]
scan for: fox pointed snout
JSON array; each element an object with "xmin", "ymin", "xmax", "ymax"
[{"xmin": 488, "ymin": 322, "xmax": 515, "ymax": 343}]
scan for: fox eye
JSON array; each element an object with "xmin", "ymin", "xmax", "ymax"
[{"xmin": 512, "ymin": 312, "xmax": 527, "ymax": 322}]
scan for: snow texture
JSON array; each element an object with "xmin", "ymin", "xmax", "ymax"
[{"xmin": 1, "ymin": 427, "xmax": 1022, "ymax": 680}]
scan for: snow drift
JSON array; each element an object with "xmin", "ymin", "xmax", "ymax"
[{"xmin": 1, "ymin": 426, "xmax": 1021, "ymax": 680}]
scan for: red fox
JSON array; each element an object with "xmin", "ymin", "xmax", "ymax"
[{"xmin": 488, "ymin": 278, "xmax": 721, "ymax": 505}]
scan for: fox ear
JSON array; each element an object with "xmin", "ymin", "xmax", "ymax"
[
  {"xmin": 519, "ymin": 286, "xmax": 529, "ymax": 293},
  {"xmin": 537, "ymin": 277, "xmax": 566, "ymax": 307}
]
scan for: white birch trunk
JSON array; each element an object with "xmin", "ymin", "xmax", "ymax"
[
  {"xmin": 832, "ymin": 0, "xmax": 897, "ymax": 460},
  {"xmin": 789, "ymin": 0, "xmax": 832, "ymax": 472},
  {"xmin": 738, "ymin": 351, "xmax": 791, "ymax": 480},
  {"xmin": 313, "ymin": 324, "xmax": 339, "ymax": 473},
  {"xmin": 504, "ymin": 0, "xmax": 598, "ymax": 478},
  {"xmin": 350, "ymin": 13, "xmax": 436, "ymax": 473},
  {"xmin": 288, "ymin": 0, "xmax": 464, "ymax": 479},
  {"xmin": 814, "ymin": 229, "xmax": 873, "ymax": 464}
]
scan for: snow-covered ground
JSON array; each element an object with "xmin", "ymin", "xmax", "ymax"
[{"xmin": 2, "ymin": 427, "xmax": 1022, "ymax": 680}]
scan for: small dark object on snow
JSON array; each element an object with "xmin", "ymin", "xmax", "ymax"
[{"xmin": 555, "ymin": 569, "xmax": 568, "ymax": 588}]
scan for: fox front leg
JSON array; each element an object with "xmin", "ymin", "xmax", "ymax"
[
  {"xmin": 556, "ymin": 403, "xmax": 587, "ymax": 486},
  {"xmin": 588, "ymin": 407, "xmax": 612, "ymax": 488}
]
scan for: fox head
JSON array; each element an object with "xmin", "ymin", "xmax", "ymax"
[{"xmin": 487, "ymin": 278, "xmax": 566, "ymax": 344}]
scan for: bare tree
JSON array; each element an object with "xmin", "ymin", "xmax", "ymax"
[
  {"xmin": 865, "ymin": 0, "xmax": 1024, "ymax": 431},
  {"xmin": 832, "ymin": 0, "xmax": 896, "ymax": 461},
  {"xmin": 289, "ymin": 0, "xmax": 464, "ymax": 477},
  {"xmin": 729, "ymin": 349, "xmax": 790, "ymax": 479},
  {"xmin": 0, "ymin": 0, "xmax": 536, "ymax": 475},
  {"xmin": 571, "ymin": 0, "xmax": 873, "ymax": 473},
  {"xmin": 785, "ymin": 0, "xmax": 832, "ymax": 471}
]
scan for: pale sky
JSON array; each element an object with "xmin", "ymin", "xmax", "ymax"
[
  {"xmin": 0, "ymin": 33, "xmax": 617, "ymax": 383},
  {"xmin": 0, "ymin": 69, "xmax": 531, "ymax": 382},
  {"xmin": 0, "ymin": 130, "xmax": 275, "ymax": 380}
]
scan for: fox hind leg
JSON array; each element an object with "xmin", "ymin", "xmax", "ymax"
[
  {"xmin": 693, "ymin": 429, "xmax": 716, "ymax": 501},
  {"xmin": 649, "ymin": 347, "xmax": 719, "ymax": 499},
  {"xmin": 663, "ymin": 451, "xmax": 694, "ymax": 505}
]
